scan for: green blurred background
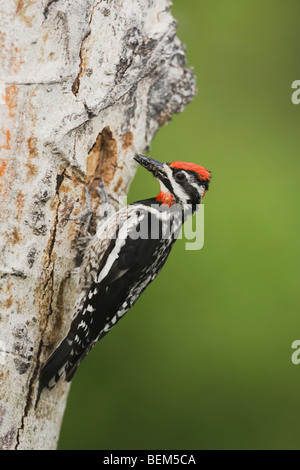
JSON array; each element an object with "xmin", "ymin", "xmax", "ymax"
[{"xmin": 59, "ymin": 0, "xmax": 300, "ymax": 450}]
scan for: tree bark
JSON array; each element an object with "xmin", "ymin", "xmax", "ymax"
[{"xmin": 0, "ymin": 0, "xmax": 196, "ymax": 450}]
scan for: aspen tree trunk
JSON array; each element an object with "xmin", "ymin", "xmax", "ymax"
[{"xmin": 0, "ymin": 0, "xmax": 196, "ymax": 450}]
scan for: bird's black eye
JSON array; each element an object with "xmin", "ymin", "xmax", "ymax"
[{"xmin": 175, "ymin": 172, "xmax": 186, "ymax": 182}]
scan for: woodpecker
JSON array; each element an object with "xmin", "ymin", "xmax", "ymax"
[{"xmin": 37, "ymin": 155, "xmax": 211, "ymax": 404}]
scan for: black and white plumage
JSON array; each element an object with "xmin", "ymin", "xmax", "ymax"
[{"xmin": 37, "ymin": 155, "xmax": 211, "ymax": 404}]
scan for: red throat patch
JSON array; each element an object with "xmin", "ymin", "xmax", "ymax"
[
  {"xmin": 156, "ymin": 190, "xmax": 174, "ymax": 207},
  {"xmin": 170, "ymin": 161, "xmax": 211, "ymax": 182}
]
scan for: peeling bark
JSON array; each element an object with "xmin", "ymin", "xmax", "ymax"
[{"xmin": 0, "ymin": 0, "xmax": 196, "ymax": 450}]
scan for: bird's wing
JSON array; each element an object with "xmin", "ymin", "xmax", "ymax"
[{"xmin": 65, "ymin": 206, "xmax": 173, "ymax": 380}]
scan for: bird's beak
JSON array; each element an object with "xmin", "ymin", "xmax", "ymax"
[{"xmin": 134, "ymin": 154, "xmax": 164, "ymax": 177}]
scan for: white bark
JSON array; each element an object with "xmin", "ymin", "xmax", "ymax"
[{"xmin": 0, "ymin": 0, "xmax": 196, "ymax": 450}]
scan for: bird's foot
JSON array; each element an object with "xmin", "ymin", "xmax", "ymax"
[
  {"xmin": 92, "ymin": 179, "xmax": 113, "ymax": 224},
  {"xmin": 66, "ymin": 186, "xmax": 93, "ymax": 233},
  {"xmin": 66, "ymin": 179, "xmax": 112, "ymax": 234}
]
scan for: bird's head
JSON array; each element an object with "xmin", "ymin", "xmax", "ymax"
[{"xmin": 134, "ymin": 154, "xmax": 211, "ymax": 208}]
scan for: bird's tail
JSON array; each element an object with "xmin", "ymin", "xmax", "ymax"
[{"xmin": 35, "ymin": 337, "xmax": 72, "ymax": 408}]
